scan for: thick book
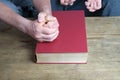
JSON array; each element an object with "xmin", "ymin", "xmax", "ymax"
[{"xmin": 35, "ymin": 10, "xmax": 88, "ymax": 64}]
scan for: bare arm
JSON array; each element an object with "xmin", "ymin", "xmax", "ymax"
[
  {"xmin": 33, "ymin": 0, "xmax": 52, "ymax": 15},
  {"xmin": 0, "ymin": 2, "xmax": 59, "ymax": 42},
  {"xmin": 0, "ymin": 2, "xmax": 31, "ymax": 33}
]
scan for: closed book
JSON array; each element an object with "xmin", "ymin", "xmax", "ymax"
[{"xmin": 35, "ymin": 10, "xmax": 88, "ymax": 64}]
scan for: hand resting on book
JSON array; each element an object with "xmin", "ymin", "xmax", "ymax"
[{"xmin": 28, "ymin": 12, "xmax": 59, "ymax": 42}]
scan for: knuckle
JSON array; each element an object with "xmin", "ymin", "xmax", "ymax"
[
  {"xmin": 47, "ymin": 35, "xmax": 52, "ymax": 39},
  {"xmin": 45, "ymin": 29, "xmax": 52, "ymax": 34}
]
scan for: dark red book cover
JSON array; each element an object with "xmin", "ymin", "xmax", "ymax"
[{"xmin": 35, "ymin": 10, "xmax": 88, "ymax": 64}]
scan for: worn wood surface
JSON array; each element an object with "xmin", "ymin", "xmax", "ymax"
[{"xmin": 0, "ymin": 17, "xmax": 120, "ymax": 80}]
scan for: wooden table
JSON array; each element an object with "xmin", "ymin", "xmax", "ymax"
[{"xmin": 0, "ymin": 17, "xmax": 120, "ymax": 80}]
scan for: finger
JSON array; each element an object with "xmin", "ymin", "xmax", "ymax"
[
  {"xmin": 93, "ymin": 1, "xmax": 97, "ymax": 10},
  {"xmin": 42, "ymin": 26, "xmax": 59, "ymax": 35},
  {"xmin": 90, "ymin": 1, "xmax": 94, "ymax": 9},
  {"xmin": 85, "ymin": 1, "xmax": 90, "ymax": 7},
  {"xmin": 89, "ymin": 8, "xmax": 96, "ymax": 12},
  {"xmin": 48, "ymin": 30, "xmax": 59, "ymax": 42},
  {"xmin": 85, "ymin": 1, "xmax": 93, "ymax": 9},
  {"xmin": 38, "ymin": 12, "xmax": 47, "ymax": 23},
  {"xmin": 46, "ymin": 30, "xmax": 59, "ymax": 42},
  {"xmin": 96, "ymin": 0, "xmax": 102, "ymax": 9},
  {"xmin": 43, "ymin": 16, "xmax": 59, "ymax": 28},
  {"xmin": 46, "ymin": 21, "xmax": 59, "ymax": 28},
  {"xmin": 89, "ymin": 1, "xmax": 102, "ymax": 11},
  {"xmin": 85, "ymin": 1, "xmax": 96, "ymax": 12},
  {"xmin": 34, "ymin": 26, "xmax": 59, "ymax": 41},
  {"xmin": 37, "ymin": 30, "xmax": 59, "ymax": 42},
  {"xmin": 46, "ymin": 15, "xmax": 57, "ymax": 21}
]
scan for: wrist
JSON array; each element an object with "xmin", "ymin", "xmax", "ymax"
[{"xmin": 16, "ymin": 16, "xmax": 32, "ymax": 34}]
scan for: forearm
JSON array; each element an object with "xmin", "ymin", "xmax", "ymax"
[
  {"xmin": 0, "ymin": 3, "xmax": 31, "ymax": 33},
  {"xmin": 32, "ymin": 0, "xmax": 52, "ymax": 15}
]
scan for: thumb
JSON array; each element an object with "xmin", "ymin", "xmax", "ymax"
[
  {"xmin": 38, "ymin": 12, "xmax": 47, "ymax": 23},
  {"xmin": 46, "ymin": 15, "xmax": 57, "ymax": 22}
]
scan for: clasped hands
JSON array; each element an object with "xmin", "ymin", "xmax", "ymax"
[
  {"xmin": 28, "ymin": 13, "xmax": 59, "ymax": 42},
  {"xmin": 60, "ymin": 0, "xmax": 102, "ymax": 12}
]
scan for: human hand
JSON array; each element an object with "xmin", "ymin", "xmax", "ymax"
[
  {"xmin": 60, "ymin": 0, "xmax": 76, "ymax": 6},
  {"xmin": 85, "ymin": 0, "xmax": 102, "ymax": 12},
  {"xmin": 26, "ymin": 13, "xmax": 59, "ymax": 42}
]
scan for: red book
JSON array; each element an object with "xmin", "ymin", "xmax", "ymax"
[{"xmin": 35, "ymin": 10, "xmax": 88, "ymax": 64}]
